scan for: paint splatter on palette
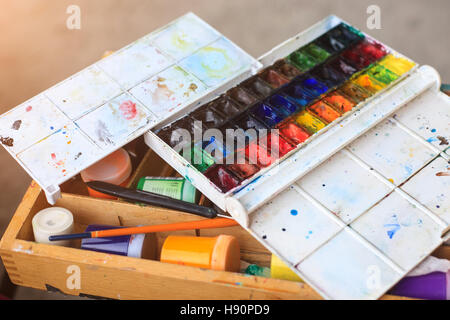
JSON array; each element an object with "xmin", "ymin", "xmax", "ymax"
[
  {"xmin": 143, "ymin": 15, "xmax": 450, "ymax": 300},
  {"xmin": 246, "ymin": 87, "xmax": 449, "ymax": 299},
  {"xmin": 0, "ymin": 13, "xmax": 260, "ymax": 201}
]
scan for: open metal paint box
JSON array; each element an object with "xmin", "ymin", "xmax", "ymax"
[{"xmin": 0, "ymin": 13, "xmax": 449, "ymax": 299}]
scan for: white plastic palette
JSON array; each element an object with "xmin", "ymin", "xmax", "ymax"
[
  {"xmin": 0, "ymin": 13, "xmax": 261, "ymax": 203},
  {"xmin": 144, "ymin": 16, "xmax": 450, "ymax": 299},
  {"xmin": 0, "ymin": 13, "xmax": 449, "ymax": 300},
  {"xmin": 249, "ymin": 87, "xmax": 450, "ymax": 299}
]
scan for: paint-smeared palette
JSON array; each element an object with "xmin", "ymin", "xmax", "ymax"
[
  {"xmin": 265, "ymin": 87, "xmax": 449, "ymax": 299},
  {"xmin": 244, "ymin": 70, "xmax": 450, "ymax": 300},
  {"xmin": 0, "ymin": 13, "xmax": 260, "ymax": 202},
  {"xmin": 143, "ymin": 15, "xmax": 450, "ymax": 299}
]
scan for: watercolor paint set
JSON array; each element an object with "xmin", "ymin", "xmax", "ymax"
[
  {"xmin": 150, "ymin": 23, "xmax": 413, "ymax": 195},
  {"xmin": 0, "ymin": 13, "xmax": 449, "ymax": 299},
  {"xmin": 144, "ymin": 15, "xmax": 450, "ymax": 299}
]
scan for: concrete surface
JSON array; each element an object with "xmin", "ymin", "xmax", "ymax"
[{"xmin": 0, "ymin": 0, "xmax": 448, "ymax": 299}]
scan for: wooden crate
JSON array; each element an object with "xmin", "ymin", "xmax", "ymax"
[{"xmin": 1, "ymin": 149, "xmax": 448, "ymax": 300}]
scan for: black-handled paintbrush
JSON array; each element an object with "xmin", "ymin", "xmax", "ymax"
[{"xmin": 86, "ymin": 181, "xmax": 218, "ymax": 219}]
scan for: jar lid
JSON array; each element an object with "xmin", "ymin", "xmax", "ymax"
[
  {"xmin": 210, "ymin": 234, "xmax": 240, "ymax": 272},
  {"xmin": 32, "ymin": 207, "xmax": 74, "ymax": 235},
  {"xmin": 80, "ymin": 148, "xmax": 131, "ymax": 185}
]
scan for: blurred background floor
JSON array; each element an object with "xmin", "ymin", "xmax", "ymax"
[{"xmin": 0, "ymin": 0, "xmax": 448, "ymax": 299}]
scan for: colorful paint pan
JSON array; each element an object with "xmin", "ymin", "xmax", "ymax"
[
  {"xmin": 204, "ymin": 165, "xmax": 241, "ymax": 192},
  {"xmin": 299, "ymin": 77, "xmax": 329, "ymax": 97},
  {"xmin": 227, "ymin": 163, "xmax": 260, "ymax": 180},
  {"xmin": 156, "ymin": 116, "xmax": 198, "ymax": 148},
  {"xmin": 190, "ymin": 105, "xmax": 227, "ymax": 129},
  {"xmin": 341, "ymin": 48, "xmax": 374, "ymax": 69},
  {"xmin": 311, "ymin": 64, "xmax": 348, "ymax": 88},
  {"xmin": 232, "ymin": 113, "xmax": 269, "ymax": 132},
  {"xmin": 365, "ymin": 64, "xmax": 400, "ymax": 86},
  {"xmin": 245, "ymin": 141, "xmax": 276, "ymax": 168},
  {"xmin": 241, "ymin": 77, "xmax": 274, "ymax": 99},
  {"xmin": 378, "ymin": 54, "xmax": 415, "ymax": 76},
  {"xmin": 260, "ymin": 132, "xmax": 295, "ymax": 158},
  {"xmin": 323, "ymin": 92, "xmax": 355, "ymax": 113},
  {"xmin": 277, "ymin": 121, "xmax": 310, "ymax": 145},
  {"xmin": 250, "ymin": 103, "xmax": 285, "ymax": 127},
  {"xmin": 342, "ymin": 38, "xmax": 388, "ymax": 69},
  {"xmin": 355, "ymin": 38, "xmax": 388, "ymax": 61},
  {"xmin": 260, "ymin": 69, "xmax": 290, "ymax": 88},
  {"xmin": 308, "ymin": 101, "xmax": 342, "ymax": 123},
  {"xmin": 301, "ymin": 43, "xmax": 331, "ymax": 63},
  {"xmin": 352, "ymin": 73, "xmax": 386, "ymax": 94},
  {"xmin": 227, "ymin": 87, "xmax": 259, "ymax": 108},
  {"xmin": 266, "ymin": 94, "xmax": 300, "ymax": 117},
  {"xmin": 328, "ymin": 57, "xmax": 358, "ymax": 78},
  {"xmin": 195, "ymin": 135, "xmax": 230, "ymax": 162},
  {"xmin": 273, "ymin": 60, "xmax": 303, "ymax": 79},
  {"xmin": 182, "ymin": 145, "xmax": 216, "ymax": 173},
  {"xmin": 294, "ymin": 110, "xmax": 327, "ymax": 134},
  {"xmin": 281, "ymin": 83, "xmax": 316, "ymax": 106},
  {"xmin": 209, "ymin": 96, "xmax": 244, "ymax": 118},
  {"xmin": 338, "ymin": 82, "xmax": 371, "ymax": 103},
  {"xmin": 288, "ymin": 50, "xmax": 318, "ymax": 72},
  {"xmin": 314, "ymin": 23, "xmax": 364, "ymax": 54}
]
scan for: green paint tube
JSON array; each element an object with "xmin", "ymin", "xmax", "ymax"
[{"xmin": 137, "ymin": 177, "xmax": 198, "ymax": 203}]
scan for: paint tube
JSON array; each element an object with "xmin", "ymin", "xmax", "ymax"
[
  {"xmin": 137, "ymin": 176, "xmax": 198, "ymax": 203},
  {"xmin": 81, "ymin": 224, "xmax": 156, "ymax": 259},
  {"xmin": 390, "ymin": 271, "xmax": 450, "ymax": 300}
]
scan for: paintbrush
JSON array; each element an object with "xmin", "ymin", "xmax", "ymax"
[
  {"xmin": 49, "ymin": 217, "xmax": 239, "ymax": 241},
  {"xmin": 86, "ymin": 181, "xmax": 218, "ymax": 219}
]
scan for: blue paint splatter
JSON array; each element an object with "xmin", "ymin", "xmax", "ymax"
[
  {"xmin": 305, "ymin": 230, "xmax": 313, "ymax": 239},
  {"xmin": 431, "ymin": 129, "xmax": 437, "ymax": 133},
  {"xmin": 404, "ymin": 165, "xmax": 413, "ymax": 177},
  {"xmin": 427, "ymin": 137, "xmax": 438, "ymax": 143},
  {"xmin": 50, "ymin": 126, "xmax": 54, "ymax": 130},
  {"xmin": 290, "ymin": 209, "xmax": 298, "ymax": 216},
  {"xmin": 384, "ymin": 223, "xmax": 400, "ymax": 239}
]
